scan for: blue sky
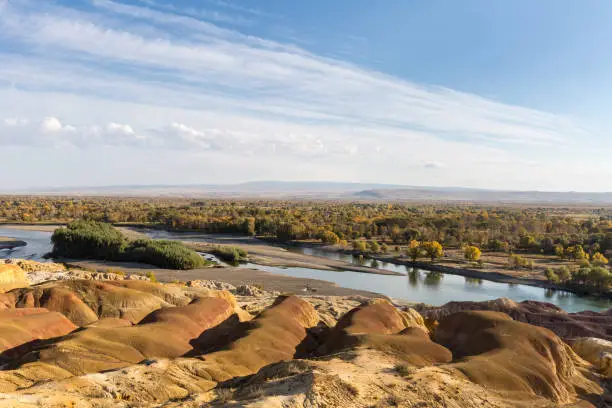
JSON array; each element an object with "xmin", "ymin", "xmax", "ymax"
[{"xmin": 1, "ymin": 0, "xmax": 611, "ymax": 191}]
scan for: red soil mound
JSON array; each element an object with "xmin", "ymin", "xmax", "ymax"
[
  {"xmin": 319, "ymin": 299, "xmax": 452, "ymax": 366},
  {"xmin": 0, "ymin": 309, "xmax": 77, "ymax": 361},
  {"xmin": 419, "ymin": 298, "xmax": 612, "ymax": 341},
  {"xmin": 435, "ymin": 310, "xmax": 600, "ymax": 403}
]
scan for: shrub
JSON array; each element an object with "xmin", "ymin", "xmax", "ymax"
[
  {"xmin": 52, "ymin": 221, "xmax": 206, "ymax": 270},
  {"xmin": 127, "ymin": 239, "xmax": 206, "ymax": 269},
  {"xmin": 51, "ymin": 220, "xmax": 126, "ymax": 260},
  {"xmin": 211, "ymin": 246, "xmax": 248, "ymax": 264}
]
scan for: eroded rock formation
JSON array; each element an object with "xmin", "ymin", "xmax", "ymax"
[{"xmin": 0, "ymin": 275, "xmax": 607, "ymax": 408}]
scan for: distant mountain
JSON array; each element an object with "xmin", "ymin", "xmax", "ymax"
[
  {"xmin": 6, "ymin": 181, "xmax": 612, "ymax": 204},
  {"xmin": 352, "ymin": 188, "xmax": 612, "ymax": 204}
]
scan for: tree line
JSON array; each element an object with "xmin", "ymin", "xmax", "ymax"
[{"xmin": 3, "ymin": 196, "xmax": 612, "ymax": 256}]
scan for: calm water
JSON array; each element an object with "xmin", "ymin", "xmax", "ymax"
[
  {"xmin": 0, "ymin": 228, "xmax": 53, "ymax": 261},
  {"xmin": 2, "ymin": 227, "xmax": 611, "ymax": 312}
]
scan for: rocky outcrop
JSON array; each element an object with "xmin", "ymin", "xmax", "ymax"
[
  {"xmin": 0, "ymin": 290, "xmax": 605, "ymax": 408},
  {"xmin": 4, "ymin": 259, "xmax": 66, "ymax": 273},
  {"xmin": 0, "ymin": 264, "xmax": 28, "ymax": 293},
  {"xmin": 187, "ymin": 279, "xmax": 237, "ymax": 291},
  {"xmin": 571, "ymin": 337, "xmax": 612, "ymax": 378},
  {"xmin": 418, "ymin": 297, "xmax": 612, "ymax": 341}
]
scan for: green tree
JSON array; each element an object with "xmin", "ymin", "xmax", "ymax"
[
  {"xmin": 242, "ymin": 217, "xmax": 256, "ymax": 236},
  {"xmin": 556, "ymin": 266, "xmax": 571, "ymax": 283},
  {"xmin": 544, "ymin": 268, "xmax": 559, "ymax": 283}
]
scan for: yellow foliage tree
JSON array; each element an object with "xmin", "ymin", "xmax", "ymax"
[
  {"xmin": 422, "ymin": 241, "xmax": 444, "ymax": 262},
  {"xmin": 464, "ymin": 245, "xmax": 482, "ymax": 262},
  {"xmin": 592, "ymin": 252, "xmax": 609, "ymax": 267},
  {"xmin": 406, "ymin": 240, "xmax": 421, "ymax": 262}
]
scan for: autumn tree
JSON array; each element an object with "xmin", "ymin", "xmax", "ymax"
[
  {"xmin": 464, "ymin": 245, "xmax": 482, "ymax": 262},
  {"xmin": 545, "ymin": 268, "xmax": 559, "ymax": 283},
  {"xmin": 319, "ymin": 230, "xmax": 340, "ymax": 245},
  {"xmin": 591, "ymin": 252, "xmax": 609, "ymax": 267},
  {"xmin": 242, "ymin": 217, "xmax": 256, "ymax": 236},
  {"xmin": 566, "ymin": 245, "xmax": 588, "ymax": 261},
  {"xmin": 406, "ymin": 240, "xmax": 421, "ymax": 262},
  {"xmin": 422, "ymin": 241, "xmax": 443, "ymax": 262},
  {"xmin": 554, "ymin": 245, "xmax": 565, "ymax": 259},
  {"xmin": 369, "ymin": 240, "xmax": 381, "ymax": 253},
  {"xmin": 353, "ymin": 240, "xmax": 367, "ymax": 253}
]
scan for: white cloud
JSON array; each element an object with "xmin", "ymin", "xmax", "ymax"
[
  {"xmin": 0, "ymin": 0, "xmax": 606, "ymax": 190},
  {"xmin": 424, "ymin": 161, "xmax": 444, "ymax": 169},
  {"xmin": 41, "ymin": 117, "xmax": 68, "ymax": 133}
]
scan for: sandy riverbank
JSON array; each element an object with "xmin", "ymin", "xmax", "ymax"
[
  {"xmin": 63, "ymin": 259, "xmax": 383, "ymax": 298},
  {"xmin": 187, "ymin": 241, "xmax": 403, "ymax": 275},
  {"xmin": 0, "ymin": 223, "xmax": 64, "ymax": 232},
  {"xmin": 0, "ymin": 237, "xmax": 27, "ymax": 249}
]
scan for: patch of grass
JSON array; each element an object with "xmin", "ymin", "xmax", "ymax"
[
  {"xmin": 393, "ymin": 364, "xmax": 415, "ymax": 377},
  {"xmin": 215, "ymin": 387, "xmax": 234, "ymax": 404}
]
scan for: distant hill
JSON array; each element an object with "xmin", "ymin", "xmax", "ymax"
[
  {"xmin": 6, "ymin": 181, "xmax": 612, "ymax": 204},
  {"xmin": 352, "ymin": 188, "xmax": 612, "ymax": 204}
]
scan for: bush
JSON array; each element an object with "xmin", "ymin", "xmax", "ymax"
[
  {"xmin": 51, "ymin": 220, "xmax": 126, "ymax": 260},
  {"xmin": 127, "ymin": 239, "xmax": 206, "ymax": 269},
  {"xmin": 52, "ymin": 221, "xmax": 206, "ymax": 270},
  {"xmin": 211, "ymin": 246, "xmax": 249, "ymax": 264}
]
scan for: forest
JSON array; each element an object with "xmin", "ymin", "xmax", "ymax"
[{"xmin": 3, "ymin": 196, "xmax": 611, "ymax": 256}]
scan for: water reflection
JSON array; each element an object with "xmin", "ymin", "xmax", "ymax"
[
  {"xmin": 407, "ymin": 267, "xmax": 420, "ymax": 287},
  {"xmin": 465, "ymin": 277, "xmax": 483, "ymax": 285},
  {"xmin": 424, "ymin": 271, "xmax": 443, "ymax": 287}
]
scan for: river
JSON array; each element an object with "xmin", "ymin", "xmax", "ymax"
[{"xmin": 1, "ymin": 227, "xmax": 611, "ymax": 312}]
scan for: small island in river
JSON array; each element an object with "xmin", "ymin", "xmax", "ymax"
[{"xmin": 0, "ymin": 236, "xmax": 27, "ymax": 250}]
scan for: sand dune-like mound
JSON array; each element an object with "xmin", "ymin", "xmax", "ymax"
[
  {"xmin": 0, "ymin": 295, "xmax": 320, "ymax": 405},
  {"xmin": 419, "ymin": 297, "xmax": 612, "ymax": 341},
  {"xmin": 0, "ymin": 264, "xmax": 28, "ymax": 293},
  {"xmin": 0, "ymin": 293, "xmax": 236, "ymax": 391},
  {"xmin": 0, "ymin": 308, "xmax": 77, "ymax": 361},
  {"xmin": 318, "ymin": 299, "xmax": 451, "ymax": 366},
  {"xmin": 0, "ymin": 290, "xmax": 606, "ymax": 408},
  {"xmin": 0, "ymin": 279, "xmax": 233, "ymax": 327},
  {"xmin": 435, "ymin": 310, "xmax": 601, "ymax": 403}
]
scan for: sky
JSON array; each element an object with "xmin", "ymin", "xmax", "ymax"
[{"xmin": 1, "ymin": 0, "xmax": 612, "ymax": 191}]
